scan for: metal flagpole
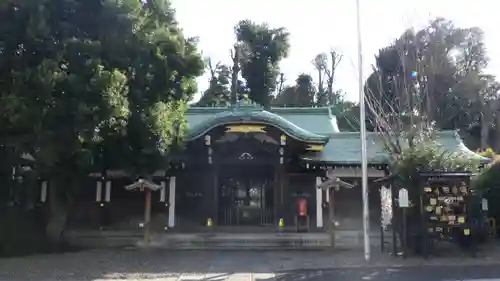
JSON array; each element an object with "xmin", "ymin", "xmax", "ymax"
[{"xmin": 355, "ymin": 0, "xmax": 370, "ymax": 261}]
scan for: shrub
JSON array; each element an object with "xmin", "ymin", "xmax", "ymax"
[
  {"xmin": 390, "ymin": 131, "xmax": 480, "ymax": 183},
  {"xmin": 0, "ymin": 208, "xmax": 49, "ymax": 257}
]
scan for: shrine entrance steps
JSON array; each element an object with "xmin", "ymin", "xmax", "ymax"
[
  {"xmin": 64, "ymin": 229, "xmax": 392, "ymax": 250},
  {"xmin": 150, "ymin": 232, "xmax": 332, "ymax": 250},
  {"xmin": 64, "ymin": 230, "xmax": 331, "ymax": 250}
]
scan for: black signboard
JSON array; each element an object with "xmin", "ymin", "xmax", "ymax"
[{"xmin": 419, "ymin": 172, "xmax": 475, "ymax": 257}]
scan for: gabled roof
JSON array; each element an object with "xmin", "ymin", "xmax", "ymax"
[
  {"xmin": 185, "ymin": 104, "xmax": 333, "ymax": 143},
  {"xmin": 186, "ymin": 105, "xmax": 340, "ymax": 136},
  {"xmin": 300, "ymin": 131, "xmax": 490, "ymax": 164},
  {"xmin": 185, "ymin": 105, "xmax": 488, "ymax": 165}
]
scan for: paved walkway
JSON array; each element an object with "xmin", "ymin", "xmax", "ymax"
[{"xmin": 1, "ymin": 244, "xmax": 500, "ymax": 281}]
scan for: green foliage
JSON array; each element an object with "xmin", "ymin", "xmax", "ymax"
[
  {"xmin": 335, "ymin": 101, "xmax": 360, "ymax": 131},
  {"xmin": 197, "ymin": 60, "xmax": 232, "ymax": 106},
  {"xmin": 0, "ymin": 0, "xmax": 203, "ymax": 180},
  {"xmin": 471, "ymin": 156, "xmax": 500, "ymax": 191},
  {"xmin": 235, "ymin": 20, "xmax": 290, "ymax": 108},
  {"xmin": 472, "ymin": 157, "xmax": 500, "ymax": 230},
  {"xmin": 476, "ymin": 147, "xmax": 497, "ymax": 158},
  {"xmin": 273, "ymin": 74, "xmax": 316, "ymax": 107},
  {"xmin": 364, "ymin": 18, "xmax": 497, "ymax": 138},
  {"xmin": 0, "ymin": 210, "xmax": 49, "ymax": 257},
  {"xmin": 0, "ymin": 0, "xmax": 203, "ymax": 251},
  {"xmin": 390, "ymin": 130, "xmax": 481, "ymax": 183}
]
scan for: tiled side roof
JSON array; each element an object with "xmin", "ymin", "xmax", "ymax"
[
  {"xmin": 267, "ymin": 107, "xmax": 339, "ymax": 134},
  {"xmin": 300, "ymin": 131, "xmax": 489, "ymax": 164}
]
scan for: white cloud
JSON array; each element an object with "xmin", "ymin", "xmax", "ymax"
[{"xmin": 172, "ymin": 0, "xmax": 500, "ymax": 102}]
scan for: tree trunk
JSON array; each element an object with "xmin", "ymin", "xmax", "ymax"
[
  {"xmin": 478, "ymin": 98, "xmax": 492, "ymax": 150},
  {"xmin": 230, "ymin": 45, "xmax": 240, "ymax": 105},
  {"xmin": 480, "ymin": 113, "xmax": 490, "ymax": 150},
  {"xmin": 495, "ymin": 101, "xmax": 500, "ymax": 151},
  {"xmin": 45, "ymin": 181, "xmax": 69, "ymax": 247}
]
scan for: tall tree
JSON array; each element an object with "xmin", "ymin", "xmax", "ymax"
[
  {"xmin": 235, "ymin": 20, "xmax": 290, "ymax": 108},
  {"xmin": 273, "ymin": 74, "xmax": 316, "ymax": 107},
  {"xmin": 312, "ymin": 50, "xmax": 343, "ymax": 106},
  {"xmin": 364, "ymin": 18, "xmax": 497, "ymax": 149},
  {"xmin": 197, "ymin": 58, "xmax": 231, "ymax": 106},
  {"xmin": 275, "ymin": 72, "xmax": 286, "ymax": 97},
  {"xmin": 0, "ymin": 0, "xmax": 203, "ymax": 242}
]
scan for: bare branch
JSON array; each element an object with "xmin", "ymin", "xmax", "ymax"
[{"xmin": 230, "ymin": 44, "xmax": 241, "ymax": 104}]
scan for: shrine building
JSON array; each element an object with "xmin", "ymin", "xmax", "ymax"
[{"xmin": 59, "ymin": 103, "xmax": 487, "ymax": 237}]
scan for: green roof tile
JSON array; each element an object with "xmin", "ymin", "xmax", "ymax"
[
  {"xmin": 186, "ymin": 106, "xmax": 339, "ymax": 136},
  {"xmin": 185, "ymin": 105, "xmax": 333, "ymax": 143},
  {"xmin": 300, "ymin": 131, "xmax": 489, "ymax": 164},
  {"xmin": 267, "ymin": 107, "xmax": 339, "ymax": 134},
  {"xmin": 185, "ymin": 106, "xmax": 487, "ymax": 164}
]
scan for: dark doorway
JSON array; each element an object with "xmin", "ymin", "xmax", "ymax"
[{"xmin": 218, "ymin": 164, "xmax": 275, "ymax": 225}]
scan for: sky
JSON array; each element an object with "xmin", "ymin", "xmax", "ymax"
[{"xmin": 170, "ymin": 0, "xmax": 500, "ymax": 103}]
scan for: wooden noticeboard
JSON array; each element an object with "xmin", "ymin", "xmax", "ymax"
[{"xmin": 419, "ymin": 172, "xmax": 474, "ymax": 257}]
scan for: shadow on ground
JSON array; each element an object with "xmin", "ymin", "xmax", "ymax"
[
  {"xmin": 255, "ymin": 266, "xmax": 500, "ymax": 281},
  {"xmin": 0, "ymin": 244, "xmax": 500, "ymax": 281}
]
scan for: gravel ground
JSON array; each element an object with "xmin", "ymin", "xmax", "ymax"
[{"xmin": 1, "ymin": 246, "xmax": 500, "ymax": 281}]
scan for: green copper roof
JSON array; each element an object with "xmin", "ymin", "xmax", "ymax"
[
  {"xmin": 185, "ymin": 106, "xmax": 487, "ymax": 164},
  {"xmin": 186, "ymin": 105, "xmax": 339, "ymax": 136},
  {"xmin": 185, "ymin": 104, "xmax": 331, "ymax": 143},
  {"xmin": 267, "ymin": 107, "xmax": 339, "ymax": 134},
  {"xmin": 300, "ymin": 131, "xmax": 489, "ymax": 164}
]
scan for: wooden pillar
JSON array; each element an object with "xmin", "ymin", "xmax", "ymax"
[
  {"xmin": 277, "ymin": 166, "xmax": 285, "ymax": 223},
  {"xmin": 277, "ymin": 135, "xmax": 286, "ymax": 225},
  {"xmin": 159, "ymin": 180, "xmax": 167, "ymax": 230},
  {"xmin": 274, "ymin": 167, "xmax": 279, "ymax": 224},
  {"xmin": 40, "ymin": 181, "xmax": 48, "ymax": 203},
  {"xmin": 95, "ymin": 179, "xmax": 105, "ymax": 229},
  {"xmin": 315, "ymin": 176, "xmax": 323, "ymax": 228},
  {"xmin": 95, "ymin": 181, "xmax": 103, "ymax": 203},
  {"xmin": 204, "ymin": 167, "xmax": 218, "ymax": 226},
  {"xmin": 168, "ymin": 177, "xmax": 176, "ymax": 228},
  {"xmin": 203, "ymin": 170, "xmax": 214, "ymax": 225},
  {"xmin": 104, "ymin": 181, "xmax": 111, "ymax": 203},
  {"xmin": 103, "ymin": 181, "xmax": 112, "ymax": 226},
  {"xmin": 160, "ymin": 180, "xmax": 166, "ymax": 203},
  {"xmin": 36, "ymin": 180, "xmax": 49, "ymax": 228},
  {"xmin": 328, "ymin": 186, "xmax": 336, "ymax": 247},
  {"xmin": 205, "ymin": 134, "xmax": 214, "ymax": 226},
  {"xmin": 212, "ymin": 166, "xmax": 219, "ymax": 225}
]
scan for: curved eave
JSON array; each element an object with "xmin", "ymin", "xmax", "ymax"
[
  {"xmin": 451, "ymin": 131, "xmax": 491, "ymax": 164},
  {"xmin": 453, "ymin": 143, "xmax": 491, "ymax": 164},
  {"xmin": 186, "ymin": 109, "xmax": 330, "ymax": 144}
]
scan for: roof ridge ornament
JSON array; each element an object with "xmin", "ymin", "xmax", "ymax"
[{"xmin": 229, "ymin": 94, "xmax": 262, "ymax": 112}]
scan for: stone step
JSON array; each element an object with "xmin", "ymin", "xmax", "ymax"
[
  {"xmin": 65, "ymin": 231, "xmax": 332, "ymax": 250},
  {"xmin": 155, "ymin": 233, "xmax": 332, "ymax": 250},
  {"xmin": 65, "ymin": 230, "xmax": 393, "ymax": 250}
]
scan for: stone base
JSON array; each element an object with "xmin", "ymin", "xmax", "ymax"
[
  {"xmin": 64, "ymin": 229, "xmax": 392, "ymax": 250},
  {"xmin": 65, "ymin": 230, "xmax": 332, "ymax": 250}
]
